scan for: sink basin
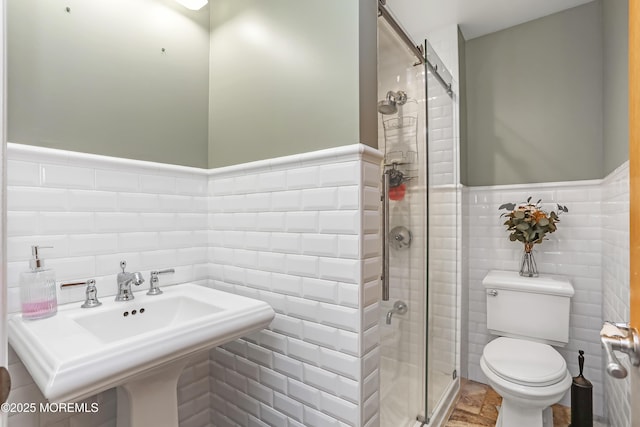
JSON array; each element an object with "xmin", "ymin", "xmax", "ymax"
[
  {"xmin": 9, "ymin": 283, "xmax": 275, "ymax": 404},
  {"xmin": 72, "ymin": 296, "xmax": 224, "ymax": 344}
]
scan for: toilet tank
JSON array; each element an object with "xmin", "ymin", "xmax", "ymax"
[{"xmin": 482, "ymin": 270, "xmax": 574, "ymax": 346}]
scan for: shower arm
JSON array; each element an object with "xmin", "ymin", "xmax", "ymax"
[
  {"xmin": 381, "ymin": 170, "xmax": 390, "ymax": 301},
  {"xmin": 386, "ymin": 91, "xmax": 407, "ymax": 105}
]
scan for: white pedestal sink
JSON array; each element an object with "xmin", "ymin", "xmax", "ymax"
[
  {"xmin": 115, "ymin": 358, "xmax": 189, "ymax": 427},
  {"xmin": 9, "ymin": 284, "xmax": 275, "ymax": 426}
]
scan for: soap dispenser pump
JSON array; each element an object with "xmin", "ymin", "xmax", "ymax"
[{"xmin": 20, "ymin": 245, "xmax": 57, "ymax": 320}]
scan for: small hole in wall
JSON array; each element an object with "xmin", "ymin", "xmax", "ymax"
[
  {"xmin": 131, "ymin": 310, "xmax": 137, "ymax": 315},
  {"xmin": 123, "ymin": 312, "xmax": 129, "ymax": 317},
  {"xmin": 140, "ymin": 308, "xmax": 145, "ymax": 313}
]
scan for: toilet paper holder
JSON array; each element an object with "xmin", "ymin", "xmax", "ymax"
[{"xmin": 600, "ymin": 321, "xmax": 640, "ymax": 379}]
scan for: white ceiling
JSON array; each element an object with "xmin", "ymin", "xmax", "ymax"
[{"xmin": 385, "ymin": 0, "xmax": 596, "ymax": 41}]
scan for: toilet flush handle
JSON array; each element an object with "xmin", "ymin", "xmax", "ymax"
[{"xmin": 487, "ymin": 289, "xmax": 498, "ymax": 297}]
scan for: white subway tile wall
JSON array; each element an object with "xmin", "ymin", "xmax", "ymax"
[
  {"xmin": 207, "ymin": 146, "xmax": 382, "ymax": 427},
  {"xmin": 6, "ymin": 144, "xmax": 211, "ymax": 427},
  {"xmin": 6, "ymin": 145, "xmax": 210, "ymax": 311},
  {"xmin": 601, "ymin": 162, "xmax": 630, "ymax": 427},
  {"xmin": 6, "ymin": 143, "xmax": 632, "ymax": 427},
  {"xmin": 463, "ymin": 180, "xmax": 606, "ymax": 416},
  {"xmin": 5, "ymin": 143, "xmax": 381, "ymax": 427}
]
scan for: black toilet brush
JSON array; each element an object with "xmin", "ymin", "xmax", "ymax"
[{"xmin": 570, "ymin": 350, "xmax": 593, "ymax": 427}]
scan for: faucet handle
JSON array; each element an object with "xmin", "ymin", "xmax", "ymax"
[
  {"xmin": 120, "ymin": 260, "xmax": 127, "ymax": 273},
  {"xmin": 148, "ymin": 268, "xmax": 175, "ymax": 296},
  {"xmin": 60, "ymin": 279, "xmax": 102, "ymax": 308}
]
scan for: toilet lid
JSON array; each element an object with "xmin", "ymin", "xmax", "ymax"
[{"xmin": 483, "ymin": 337, "xmax": 567, "ymax": 387}]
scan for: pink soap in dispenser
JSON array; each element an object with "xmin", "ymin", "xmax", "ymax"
[{"xmin": 20, "ymin": 245, "xmax": 57, "ymax": 320}]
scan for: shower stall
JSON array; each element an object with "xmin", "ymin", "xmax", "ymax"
[{"xmin": 377, "ymin": 4, "xmax": 460, "ymax": 426}]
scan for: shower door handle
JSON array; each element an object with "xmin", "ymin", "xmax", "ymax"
[
  {"xmin": 600, "ymin": 322, "xmax": 640, "ymax": 379},
  {"xmin": 381, "ymin": 170, "xmax": 390, "ymax": 301}
]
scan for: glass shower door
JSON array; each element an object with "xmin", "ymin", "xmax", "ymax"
[
  {"xmin": 378, "ymin": 16, "xmax": 427, "ymax": 427},
  {"xmin": 424, "ymin": 39, "xmax": 458, "ymax": 421}
]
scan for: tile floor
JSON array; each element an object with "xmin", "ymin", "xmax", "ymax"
[{"xmin": 444, "ymin": 378, "xmax": 605, "ymax": 426}]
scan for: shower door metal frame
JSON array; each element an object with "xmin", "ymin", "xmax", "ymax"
[{"xmin": 377, "ymin": 1, "xmax": 453, "ymax": 96}]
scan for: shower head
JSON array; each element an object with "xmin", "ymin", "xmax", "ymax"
[
  {"xmin": 377, "ymin": 90, "xmax": 407, "ymax": 115},
  {"xmin": 377, "ymin": 99, "xmax": 397, "ymax": 115}
]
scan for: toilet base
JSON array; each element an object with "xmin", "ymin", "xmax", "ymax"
[
  {"xmin": 497, "ymin": 401, "xmax": 553, "ymax": 427},
  {"xmin": 480, "ymin": 356, "xmax": 571, "ymax": 427}
]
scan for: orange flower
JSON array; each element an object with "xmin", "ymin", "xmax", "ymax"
[{"xmin": 531, "ymin": 210, "xmax": 547, "ymax": 222}]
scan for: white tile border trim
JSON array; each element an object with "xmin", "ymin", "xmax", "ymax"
[
  {"xmin": 208, "ymin": 144, "xmax": 383, "ymax": 178},
  {"xmin": 8, "ymin": 143, "xmax": 384, "ymax": 178},
  {"xmin": 603, "ymin": 160, "xmax": 630, "ymax": 183},
  {"xmin": 7, "ymin": 142, "xmax": 206, "ymax": 177},
  {"xmin": 467, "ymin": 178, "xmax": 603, "ymax": 192}
]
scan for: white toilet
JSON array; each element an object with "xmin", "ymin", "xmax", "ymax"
[{"xmin": 481, "ymin": 270, "xmax": 575, "ymax": 427}]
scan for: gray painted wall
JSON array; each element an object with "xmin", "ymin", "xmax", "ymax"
[
  {"xmin": 8, "ymin": 0, "xmax": 211, "ymax": 168},
  {"xmin": 208, "ymin": 0, "xmax": 377, "ymax": 168},
  {"xmin": 9, "ymin": 0, "xmax": 377, "ymax": 169},
  {"xmin": 465, "ymin": 1, "xmax": 604, "ymax": 186},
  {"xmin": 603, "ymin": 0, "xmax": 629, "ymax": 175}
]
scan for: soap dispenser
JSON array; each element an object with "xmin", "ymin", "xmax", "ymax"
[{"xmin": 20, "ymin": 245, "xmax": 57, "ymax": 320}]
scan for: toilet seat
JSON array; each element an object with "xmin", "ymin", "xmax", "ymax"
[{"xmin": 483, "ymin": 337, "xmax": 567, "ymax": 387}]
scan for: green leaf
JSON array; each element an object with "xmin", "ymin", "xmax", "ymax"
[
  {"xmin": 498, "ymin": 203, "xmax": 516, "ymax": 211},
  {"xmin": 516, "ymin": 223, "xmax": 530, "ymax": 231},
  {"xmin": 514, "ymin": 211, "xmax": 525, "ymax": 219},
  {"xmin": 538, "ymin": 218, "xmax": 549, "ymax": 226}
]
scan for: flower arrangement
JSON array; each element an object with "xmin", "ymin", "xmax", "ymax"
[
  {"xmin": 498, "ymin": 197, "xmax": 568, "ymax": 277},
  {"xmin": 499, "ymin": 197, "xmax": 568, "ymax": 248}
]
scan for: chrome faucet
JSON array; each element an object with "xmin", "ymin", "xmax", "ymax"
[
  {"xmin": 148, "ymin": 268, "xmax": 175, "ymax": 295},
  {"xmin": 60, "ymin": 279, "xmax": 102, "ymax": 308},
  {"xmin": 116, "ymin": 261, "xmax": 145, "ymax": 301}
]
